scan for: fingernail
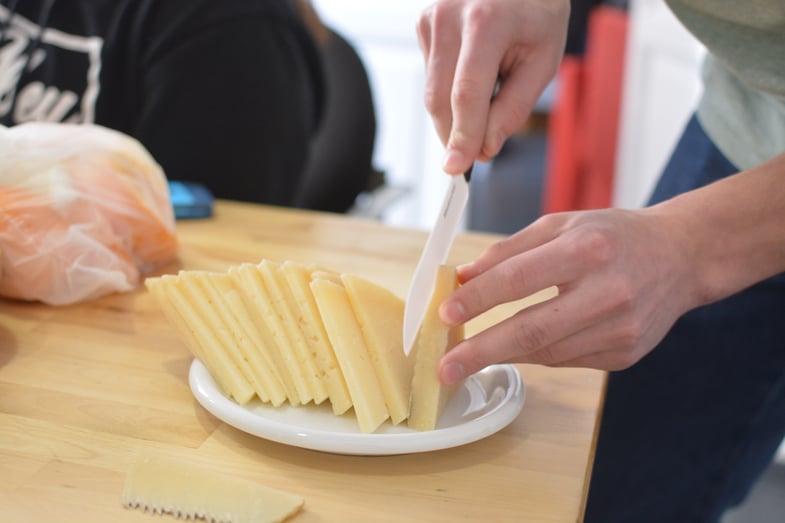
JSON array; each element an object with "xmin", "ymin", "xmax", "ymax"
[
  {"xmin": 456, "ymin": 262, "xmax": 474, "ymax": 280},
  {"xmin": 482, "ymin": 132, "xmax": 503, "ymax": 160},
  {"xmin": 441, "ymin": 362, "xmax": 465, "ymax": 385},
  {"xmin": 439, "ymin": 299, "xmax": 464, "ymax": 325},
  {"xmin": 491, "ymin": 130, "xmax": 505, "ymax": 155},
  {"xmin": 442, "ymin": 148, "xmax": 464, "ymax": 174}
]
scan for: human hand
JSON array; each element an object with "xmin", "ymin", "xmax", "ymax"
[
  {"xmin": 437, "ymin": 208, "xmax": 704, "ymax": 383},
  {"xmin": 417, "ymin": 0, "xmax": 569, "ymax": 174}
]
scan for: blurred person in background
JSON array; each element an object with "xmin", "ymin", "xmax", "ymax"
[
  {"xmin": 417, "ymin": 0, "xmax": 785, "ymax": 522},
  {"xmin": 0, "ymin": 0, "xmax": 375, "ymax": 211}
]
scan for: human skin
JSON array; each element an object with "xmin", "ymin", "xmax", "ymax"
[
  {"xmin": 417, "ymin": 0, "xmax": 569, "ymax": 172},
  {"xmin": 417, "ymin": 0, "xmax": 785, "ymax": 384}
]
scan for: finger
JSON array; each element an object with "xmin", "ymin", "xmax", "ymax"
[
  {"xmin": 547, "ymin": 349, "xmax": 638, "ymax": 371},
  {"xmin": 445, "ymin": 226, "xmax": 580, "ymax": 325},
  {"xmin": 416, "ymin": 7, "xmax": 432, "ymax": 65},
  {"xmin": 458, "ymin": 214, "xmax": 568, "ymax": 282},
  {"xmin": 505, "ymin": 313, "xmax": 647, "ymax": 370},
  {"xmin": 440, "ymin": 284, "xmax": 610, "ymax": 383},
  {"xmin": 442, "ymin": 8, "xmax": 506, "ymax": 174},
  {"xmin": 439, "ymin": 262, "xmax": 646, "ymax": 383},
  {"xmin": 445, "ymin": 249, "xmax": 569, "ymax": 326},
  {"xmin": 481, "ymin": 54, "xmax": 557, "ymax": 160},
  {"xmin": 419, "ymin": 4, "xmax": 463, "ymax": 147}
]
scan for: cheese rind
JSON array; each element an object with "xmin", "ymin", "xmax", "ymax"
[{"xmin": 408, "ymin": 265, "xmax": 464, "ymax": 431}]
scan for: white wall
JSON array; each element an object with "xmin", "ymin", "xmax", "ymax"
[
  {"xmin": 312, "ymin": 0, "xmax": 449, "ymax": 230},
  {"xmin": 612, "ymin": 0, "xmax": 705, "ymax": 209}
]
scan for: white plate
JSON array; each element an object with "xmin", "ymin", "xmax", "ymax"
[{"xmin": 189, "ymin": 359, "xmax": 525, "ymax": 456}]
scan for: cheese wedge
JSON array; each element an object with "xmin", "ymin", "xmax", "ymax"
[
  {"xmin": 342, "ymin": 273, "xmax": 413, "ymax": 425},
  {"xmin": 176, "ymin": 271, "xmax": 273, "ymax": 404},
  {"xmin": 257, "ymin": 260, "xmax": 328, "ymax": 405},
  {"xmin": 229, "ymin": 263, "xmax": 307, "ymax": 406},
  {"xmin": 310, "ymin": 278, "xmax": 390, "ymax": 433},
  {"xmin": 280, "ymin": 262, "xmax": 352, "ymax": 415},
  {"xmin": 146, "ymin": 277, "xmax": 253, "ymax": 404},
  {"xmin": 147, "ymin": 274, "xmax": 256, "ymax": 404},
  {"xmin": 408, "ymin": 265, "xmax": 464, "ymax": 431},
  {"xmin": 123, "ymin": 451, "xmax": 303, "ymax": 523},
  {"xmin": 147, "ymin": 259, "xmax": 465, "ymax": 433},
  {"xmin": 201, "ymin": 272, "xmax": 289, "ymax": 406}
]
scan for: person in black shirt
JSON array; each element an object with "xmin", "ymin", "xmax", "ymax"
[{"xmin": 0, "ymin": 0, "xmax": 371, "ymax": 209}]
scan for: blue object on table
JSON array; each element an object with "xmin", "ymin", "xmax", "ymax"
[{"xmin": 168, "ymin": 181, "xmax": 214, "ymax": 219}]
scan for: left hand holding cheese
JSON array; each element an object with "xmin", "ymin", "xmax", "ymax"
[{"xmin": 438, "ymin": 151, "xmax": 785, "ymax": 379}]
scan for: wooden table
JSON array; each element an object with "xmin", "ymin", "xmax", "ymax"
[{"xmin": 0, "ymin": 200, "xmax": 606, "ymax": 522}]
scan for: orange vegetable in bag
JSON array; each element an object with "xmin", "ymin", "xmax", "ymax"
[{"xmin": 0, "ymin": 122, "xmax": 178, "ymax": 305}]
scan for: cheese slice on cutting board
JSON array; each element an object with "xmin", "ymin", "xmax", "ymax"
[
  {"xmin": 123, "ymin": 450, "xmax": 303, "ymax": 523},
  {"xmin": 408, "ymin": 265, "xmax": 464, "ymax": 431}
]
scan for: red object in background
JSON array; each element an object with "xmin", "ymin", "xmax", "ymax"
[{"xmin": 543, "ymin": 5, "xmax": 629, "ymax": 213}]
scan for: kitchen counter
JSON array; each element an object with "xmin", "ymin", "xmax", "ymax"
[{"xmin": 0, "ymin": 200, "xmax": 605, "ymax": 522}]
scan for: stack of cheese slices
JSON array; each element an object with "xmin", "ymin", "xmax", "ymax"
[{"xmin": 145, "ymin": 259, "xmax": 463, "ymax": 433}]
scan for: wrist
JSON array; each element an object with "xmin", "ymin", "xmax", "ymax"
[{"xmin": 649, "ymin": 155, "xmax": 785, "ymax": 306}]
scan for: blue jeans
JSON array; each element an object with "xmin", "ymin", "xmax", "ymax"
[{"xmin": 584, "ymin": 115, "xmax": 785, "ymax": 523}]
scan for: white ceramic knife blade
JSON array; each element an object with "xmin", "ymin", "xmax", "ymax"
[{"xmin": 403, "ymin": 167, "xmax": 472, "ymax": 356}]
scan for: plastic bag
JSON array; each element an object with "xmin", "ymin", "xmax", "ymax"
[{"xmin": 0, "ymin": 122, "xmax": 179, "ymax": 305}]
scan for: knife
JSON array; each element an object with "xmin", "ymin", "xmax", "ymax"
[{"xmin": 402, "ymin": 166, "xmax": 472, "ymax": 356}]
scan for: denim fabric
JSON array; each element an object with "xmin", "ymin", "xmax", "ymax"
[{"xmin": 584, "ymin": 115, "xmax": 785, "ymax": 523}]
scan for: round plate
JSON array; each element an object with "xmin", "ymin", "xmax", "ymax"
[{"xmin": 189, "ymin": 359, "xmax": 525, "ymax": 456}]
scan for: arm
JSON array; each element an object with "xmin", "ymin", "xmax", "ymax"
[
  {"xmin": 437, "ymin": 153, "xmax": 785, "ymax": 382},
  {"xmin": 417, "ymin": 0, "xmax": 570, "ymax": 173}
]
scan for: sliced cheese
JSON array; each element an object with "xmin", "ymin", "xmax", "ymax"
[
  {"xmin": 123, "ymin": 451, "xmax": 303, "ymax": 523},
  {"xmin": 408, "ymin": 265, "xmax": 464, "ymax": 431},
  {"xmin": 176, "ymin": 271, "xmax": 271, "ymax": 404},
  {"xmin": 147, "ymin": 274, "xmax": 255, "ymax": 404},
  {"xmin": 146, "ymin": 276, "xmax": 242, "ymax": 401},
  {"xmin": 258, "ymin": 260, "xmax": 327, "ymax": 405},
  {"xmin": 148, "ymin": 258, "xmax": 465, "ymax": 433},
  {"xmin": 310, "ymin": 278, "xmax": 389, "ymax": 433},
  {"xmin": 342, "ymin": 273, "xmax": 413, "ymax": 425},
  {"xmin": 229, "ymin": 263, "xmax": 306, "ymax": 406},
  {"xmin": 202, "ymin": 272, "xmax": 289, "ymax": 406},
  {"xmin": 310, "ymin": 271, "xmax": 342, "ymax": 285},
  {"xmin": 280, "ymin": 261, "xmax": 352, "ymax": 415}
]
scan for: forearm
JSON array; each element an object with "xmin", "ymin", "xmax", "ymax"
[{"xmin": 649, "ymin": 152, "xmax": 785, "ymax": 306}]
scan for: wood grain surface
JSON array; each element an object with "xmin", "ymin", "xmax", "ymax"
[{"xmin": 0, "ymin": 200, "xmax": 606, "ymax": 522}]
